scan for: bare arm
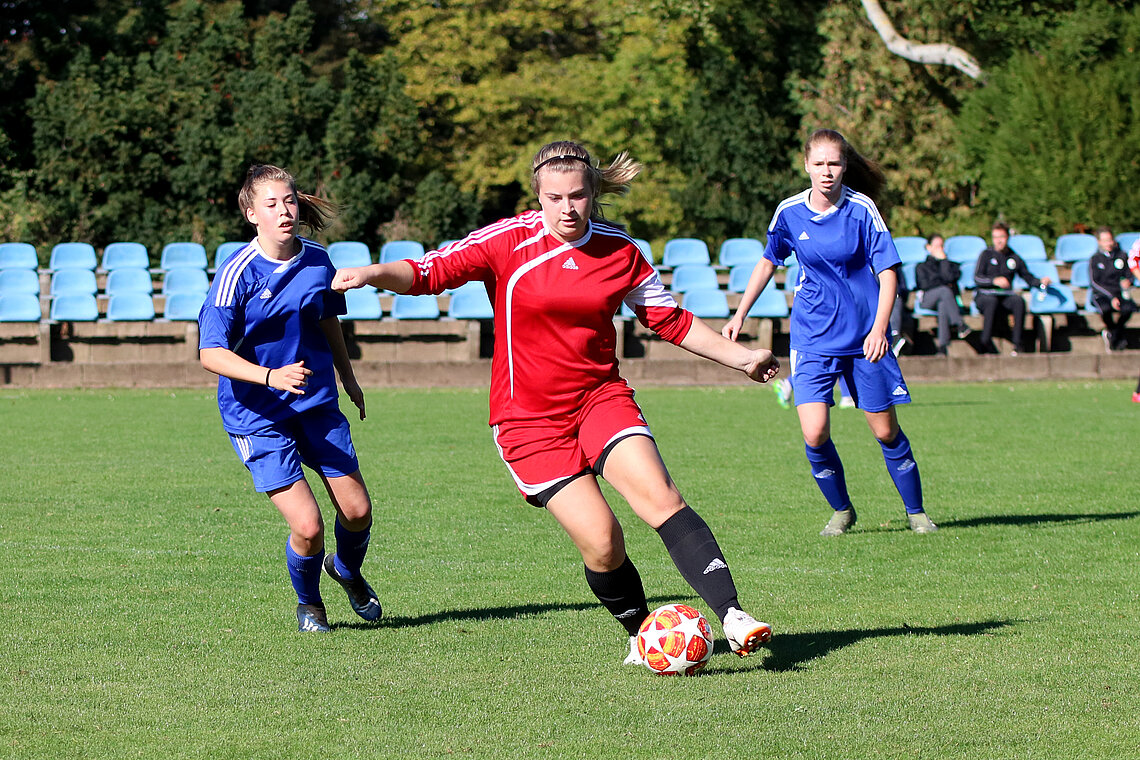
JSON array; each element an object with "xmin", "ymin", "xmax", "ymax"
[
  {"xmin": 680, "ymin": 317, "xmax": 780, "ymax": 383},
  {"xmin": 332, "ymin": 261, "xmax": 416, "ymax": 293},
  {"xmin": 199, "ymin": 346, "xmax": 311, "ymax": 395},
  {"xmin": 865, "ymin": 266, "xmax": 897, "ymax": 363},
  {"xmin": 721, "ymin": 258, "xmax": 777, "ymax": 341},
  {"xmin": 320, "ymin": 317, "xmax": 365, "ymax": 420}
]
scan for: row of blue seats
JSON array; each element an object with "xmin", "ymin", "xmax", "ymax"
[{"xmin": 0, "ymin": 267, "xmax": 210, "ymax": 298}]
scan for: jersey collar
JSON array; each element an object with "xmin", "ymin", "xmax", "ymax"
[
  {"xmin": 252, "ymin": 237, "xmax": 304, "ymax": 273},
  {"xmin": 805, "ymin": 185, "xmax": 848, "ymax": 221}
]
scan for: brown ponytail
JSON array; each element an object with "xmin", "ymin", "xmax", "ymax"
[{"xmin": 238, "ymin": 164, "xmax": 339, "ymax": 233}]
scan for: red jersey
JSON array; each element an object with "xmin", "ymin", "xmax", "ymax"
[{"xmin": 406, "ymin": 211, "xmax": 694, "ymax": 425}]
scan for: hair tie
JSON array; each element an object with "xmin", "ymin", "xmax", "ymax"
[{"xmin": 533, "ymin": 154, "xmax": 592, "ymax": 173}]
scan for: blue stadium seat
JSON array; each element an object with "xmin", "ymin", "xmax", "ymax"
[
  {"xmin": 0, "ymin": 268, "xmax": 40, "ymax": 296},
  {"xmin": 390, "ymin": 293, "xmax": 440, "ymax": 320},
  {"xmin": 1009, "ymin": 234, "xmax": 1047, "ymax": 261},
  {"xmin": 328, "ymin": 241, "xmax": 372, "ymax": 268},
  {"xmin": 447, "ymin": 282, "xmax": 494, "ymax": 319},
  {"xmin": 894, "ymin": 236, "xmax": 928, "ymax": 263},
  {"xmin": 1054, "ymin": 233, "xmax": 1098, "ymax": 263},
  {"xmin": 340, "ymin": 287, "xmax": 382, "ymax": 321},
  {"xmin": 1014, "ymin": 261, "xmax": 1060, "ymax": 291},
  {"xmin": 106, "ymin": 293, "xmax": 156, "ymax": 321},
  {"xmin": 1028, "ymin": 284, "xmax": 1077, "ymax": 314},
  {"xmin": 162, "ymin": 267, "xmax": 210, "ymax": 295},
  {"xmin": 631, "ymin": 238, "xmax": 655, "ymax": 265},
  {"xmin": 101, "ymin": 242, "xmax": 149, "ymax": 271},
  {"xmin": 900, "ymin": 262, "xmax": 918, "ymax": 291},
  {"xmin": 1116, "ymin": 231, "xmax": 1139, "ymax": 254},
  {"xmin": 380, "ymin": 240, "xmax": 426, "ymax": 264},
  {"xmin": 717, "ymin": 238, "xmax": 764, "ymax": 269},
  {"xmin": 50, "ymin": 268, "xmax": 97, "ymax": 296},
  {"xmin": 727, "ymin": 265, "xmax": 755, "ymax": 293},
  {"xmin": 662, "ymin": 238, "xmax": 710, "ymax": 268},
  {"xmin": 783, "ymin": 262, "xmax": 801, "ymax": 292},
  {"xmin": 163, "ymin": 292, "xmax": 207, "ymax": 321},
  {"xmin": 1068, "ymin": 259, "xmax": 1090, "ymax": 288},
  {"xmin": 213, "ymin": 241, "xmax": 248, "ymax": 271},
  {"xmin": 619, "ymin": 300, "xmax": 636, "ymax": 319},
  {"xmin": 682, "ymin": 288, "xmax": 730, "ymax": 318},
  {"xmin": 50, "ymin": 294, "xmax": 98, "ymax": 321},
  {"xmin": 746, "ymin": 280, "xmax": 790, "ymax": 318},
  {"xmin": 957, "ymin": 257, "xmax": 979, "ymax": 290},
  {"xmin": 49, "ymin": 242, "xmax": 97, "ymax": 271},
  {"xmin": 160, "ymin": 242, "xmax": 207, "ymax": 270},
  {"xmin": 945, "ymin": 235, "xmax": 987, "ymax": 264},
  {"xmin": 669, "ymin": 264, "xmax": 719, "ymax": 293},
  {"xmin": 0, "ymin": 294, "xmax": 42, "ymax": 322},
  {"xmin": 0, "ymin": 242, "xmax": 38, "ymax": 270},
  {"xmin": 105, "ymin": 267, "xmax": 154, "ymax": 296}
]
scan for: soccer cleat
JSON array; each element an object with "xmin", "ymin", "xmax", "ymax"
[
  {"xmin": 624, "ymin": 636, "xmax": 645, "ymax": 666},
  {"xmin": 296, "ymin": 602, "xmax": 331, "ymax": 633},
  {"xmin": 772, "ymin": 378, "xmax": 793, "ymax": 409},
  {"xmin": 907, "ymin": 512, "xmax": 939, "ymax": 534},
  {"xmin": 820, "ymin": 507, "xmax": 857, "ymax": 536},
  {"xmin": 892, "ymin": 336, "xmax": 908, "ymax": 357},
  {"xmin": 1133, "ymin": 392, "xmax": 1140, "ymax": 404},
  {"xmin": 323, "ymin": 554, "xmax": 383, "ymax": 621},
  {"xmin": 722, "ymin": 607, "xmax": 772, "ymax": 657},
  {"xmin": 838, "ymin": 395, "xmax": 856, "ymax": 408},
  {"xmin": 956, "ymin": 324, "xmax": 972, "ymax": 340}
]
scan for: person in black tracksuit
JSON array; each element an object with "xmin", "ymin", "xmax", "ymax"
[
  {"xmin": 915, "ymin": 234, "xmax": 967, "ymax": 355},
  {"xmin": 973, "ymin": 222, "xmax": 1050, "ymax": 355},
  {"xmin": 1088, "ymin": 226, "xmax": 1135, "ymax": 351}
]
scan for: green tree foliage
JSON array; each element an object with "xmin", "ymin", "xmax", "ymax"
[{"xmin": 957, "ymin": 3, "xmax": 1140, "ymax": 237}]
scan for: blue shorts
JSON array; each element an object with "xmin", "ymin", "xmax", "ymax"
[
  {"xmin": 789, "ymin": 349, "xmax": 911, "ymax": 412},
  {"xmin": 229, "ymin": 405, "xmax": 359, "ymax": 493}
]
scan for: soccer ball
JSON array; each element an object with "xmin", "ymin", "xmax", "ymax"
[{"xmin": 636, "ymin": 603, "xmax": 714, "ymax": 676}]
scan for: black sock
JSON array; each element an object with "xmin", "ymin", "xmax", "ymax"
[
  {"xmin": 656, "ymin": 506, "xmax": 740, "ymax": 623},
  {"xmin": 583, "ymin": 556, "xmax": 649, "ymax": 636}
]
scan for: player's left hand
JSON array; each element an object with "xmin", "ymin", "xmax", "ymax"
[
  {"xmin": 863, "ymin": 330, "xmax": 889, "ymax": 363},
  {"xmin": 343, "ymin": 377, "xmax": 366, "ymax": 420},
  {"xmin": 744, "ymin": 349, "xmax": 780, "ymax": 383}
]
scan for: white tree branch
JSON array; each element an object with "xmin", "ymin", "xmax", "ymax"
[{"xmin": 859, "ymin": 0, "xmax": 983, "ymax": 80}]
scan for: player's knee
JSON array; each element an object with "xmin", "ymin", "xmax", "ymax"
[
  {"xmin": 338, "ymin": 495, "xmax": 372, "ymax": 526},
  {"xmin": 291, "ymin": 517, "xmax": 324, "ymax": 546}
]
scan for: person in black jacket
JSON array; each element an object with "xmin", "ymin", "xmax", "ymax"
[
  {"xmin": 1088, "ymin": 226, "xmax": 1135, "ymax": 351},
  {"xmin": 973, "ymin": 222, "xmax": 1050, "ymax": 355},
  {"xmin": 915, "ymin": 234, "xmax": 969, "ymax": 355}
]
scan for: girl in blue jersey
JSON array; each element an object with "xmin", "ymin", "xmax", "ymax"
[
  {"xmin": 724, "ymin": 129, "xmax": 936, "ymax": 535},
  {"xmin": 198, "ymin": 165, "xmax": 382, "ymax": 632}
]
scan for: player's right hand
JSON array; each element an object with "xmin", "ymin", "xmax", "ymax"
[
  {"xmin": 269, "ymin": 360, "xmax": 312, "ymax": 395},
  {"xmin": 332, "ymin": 268, "xmax": 367, "ymax": 293},
  {"xmin": 722, "ymin": 315, "xmax": 744, "ymax": 342}
]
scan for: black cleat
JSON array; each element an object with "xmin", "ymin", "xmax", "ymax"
[
  {"xmin": 296, "ymin": 602, "xmax": 331, "ymax": 632},
  {"xmin": 323, "ymin": 554, "xmax": 382, "ymax": 621}
]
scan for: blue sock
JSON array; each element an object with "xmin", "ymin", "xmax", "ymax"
[
  {"xmin": 285, "ymin": 537, "xmax": 324, "ymax": 605},
  {"xmin": 879, "ymin": 430, "xmax": 924, "ymax": 514},
  {"xmin": 332, "ymin": 518, "xmax": 371, "ymax": 580},
  {"xmin": 805, "ymin": 439, "xmax": 852, "ymax": 511}
]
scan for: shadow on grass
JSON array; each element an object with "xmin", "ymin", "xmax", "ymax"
[
  {"xmin": 704, "ymin": 618, "xmax": 1017, "ymax": 673},
  {"xmin": 940, "ymin": 511, "xmax": 1140, "ymax": 529}
]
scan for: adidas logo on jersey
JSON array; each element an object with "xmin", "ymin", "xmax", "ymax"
[
  {"xmin": 798, "ymin": 230, "xmax": 811, "ymax": 241},
  {"xmin": 703, "ymin": 558, "xmax": 728, "ymax": 575},
  {"xmin": 891, "ymin": 385, "xmax": 908, "ymax": 396},
  {"xmin": 562, "ymin": 257, "xmax": 579, "ymax": 270},
  {"xmin": 259, "ymin": 288, "xmax": 273, "ymax": 300}
]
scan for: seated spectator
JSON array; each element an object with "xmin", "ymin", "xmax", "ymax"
[
  {"xmin": 915, "ymin": 234, "xmax": 969, "ymax": 355},
  {"xmin": 973, "ymin": 222, "xmax": 1050, "ymax": 355},
  {"xmin": 1089, "ymin": 226, "xmax": 1135, "ymax": 352}
]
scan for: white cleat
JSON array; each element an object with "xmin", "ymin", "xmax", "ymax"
[
  {"xmin": 722, "ymin": 607, "xmax": 772, "ymax": 657},
  {"xmin": 624, "ymin": 636, "xmax": 645, "ymax": 666}
]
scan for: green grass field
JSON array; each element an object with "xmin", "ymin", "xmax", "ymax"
[{"xmin": 1, "ymin": 380, "xmax": 1137, "ymax": 759}]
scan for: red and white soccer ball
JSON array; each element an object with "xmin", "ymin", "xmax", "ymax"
[{"xmin": 636, "ymin": 603, "xmax": 714, "ymax": 676}]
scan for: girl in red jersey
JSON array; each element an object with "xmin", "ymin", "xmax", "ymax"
[{"xmin": 334, "ymin": 140, "xmax": 780, "ymax": 665}]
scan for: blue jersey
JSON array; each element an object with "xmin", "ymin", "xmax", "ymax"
[
  {"xmin": 764, "ymin": 186, "xmax": 900, "ymax": 356},
  {"xmin": 198, "ymin": 237, "xmax": 347, "ymax": 435}
]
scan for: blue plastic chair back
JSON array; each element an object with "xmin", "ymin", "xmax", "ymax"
[
  {"xmin": 783, "ymin": 262, "xmax": 801, "ymax": 292},
  {"xmin": 49, "ymin": 242, "xmax": 97, "ymax": 271},
  {"xmin": 894, "ymin": 236, "xmax": 928, "ymax": 263},
  {"xmin": 1009, "ymin": 234, "xmax": 1047, "ymax": 261},
  {"xmin": 390, "ymin": 294, "xmax": 440, "ymax": 320},
  {"xmin": 0, "ymin": 294, "xmax": 42, "ymax": 322},
  {"xmin": 214, "ymin": 241, "xmax": 248, "ymax": 271},
  {"xmin": 631, "ymin": 238, "xmax": 655, "ymax": 265},
  {"xmin": 900, "ymin": 262, "xmax": 918, "ymax": 291},
  {"xmin": 1068, "ymin": 259, "xmax": 1091, "ymax": 288},
  {"xmin": 718, "ymin": 238, "xmax": 764, "ymax": 269},
  {"xmin": 328, "ymin": 241, "xmax": 373, "ymax": 268},
  {"xmin": 1028, "ymin": 284, "xmax": 1076, "ymax": 314},
  {"xmin": 662, "ymin": 238, "xmax": 710, "ymax": 268},
  {"xmin": 746, "ymin": 281, "xmax": 790, "ymax": 318},
  {"xmin": 670, "ymin": 264, "xmax": 718, "ymax": 293},
  {"xmin": 681, "ymin": 288, "xmax": 729, "ymax": 318},
  {"xmin": 727, "ymin": 266, "xmax": 755, "ymax": 293},
  {"xmin": 106, "ymin": 267, "xmax": 154, "ymax": 296},
  {"xmin": 448, "ymin": 283, "xmax": 494, "ymax": 319},
  {"xmin": 106, "ymin": 293, "xmax": 155, "ymax": 321},
  {"xmin": 50, "ymin": 294, "xmax": 98, "ymax": 321},
  {"xmin": 341, "ymin": 287, "xmax": 382, "ymax": 321},
  {"xmin": 945, "ymin": 235, "xmax": 987, "ymax": 263},
  {"xmin": 380, "ymin": 240, "xmax": 426, "ymax": 264},
  {"xmin": 0, "ymin": 268, "xmax": 41, "ymax": 296},
  {"xmin": 1116, "ymin": 232, "xmax": 1139, "ymax": 254},
  {"xmin": 160, "ymin": 242, "xmax": 207, "ymax": 270},
  {"xmin": 101, "ymin": 242, "xmax": 149, "ymax": 271},
  {"xmin": 162, "ymin": 267, "xmax": 210, "ymax": 295},
  {"xmin": 1013, "ymin": 260, "xmax": 1060, "ymax": 290},
  {"xmin": 164, "ymin": 292, "xmax": 207, "ymax": 321},
  {"xmin": 50, "ymin": 269, "xmax": 97, "ymax": 296},
  {"xmin": 0, "ymin": 242, "xmax": 38, "ymax": 270},
  {"xmin": 1054, "ymin": 234, "xmax": 1098, "ymax": 262},
  {"xmin": 957, "ymin": 257, "xmax": 978, "ymax": 290}
]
